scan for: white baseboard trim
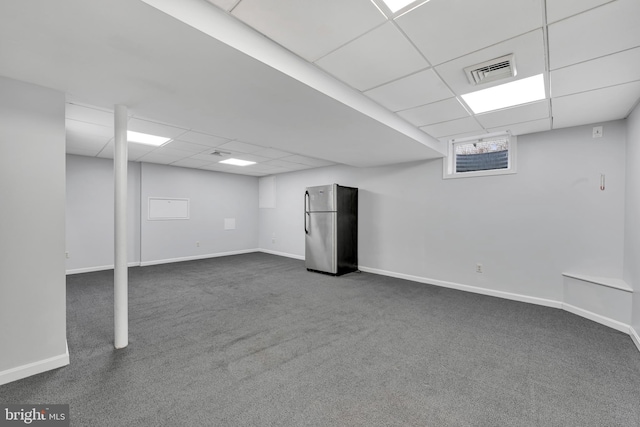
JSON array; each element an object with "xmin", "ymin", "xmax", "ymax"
[
  {"xmin": 358, "ymin": 265, "xmax": 563, "ymax": 309},
  {"xmin": 0, "ymin": 342, "xmax": 69, "ymax": 386},
  {"xmin": 139, "ymin": 248, "xmax": 259, "ymax": 267},
  {"xmin": 66, "ymin": 261, "xmax": 141, "ymax": 275},
  {"xmin": 630, "ymin": 326, "xmax": 640, "ymax": 353},
  {"xmin": 561, "ymin": 303, "xmax": 630, "ymax": 333},
  {"xmin": 259, "ymin": 248, "xmax": 305, "ymax": 260}
]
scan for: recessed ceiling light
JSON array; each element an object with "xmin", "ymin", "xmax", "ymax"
[
  {"xmin": 127, "ymin": 131, "xmax": 171, "ymax": 146},
  {"xmin": 219, "ymin": 158, "xmax": 256, "ymax": 167},
  {"xmin": 461, "ymin": 74, "xmax": 546, "ymax": 114}
]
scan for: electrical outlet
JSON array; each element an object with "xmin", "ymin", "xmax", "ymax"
[
  {"xmin": 476, "ymin": 263, "xmax": 483, "ymax": 273},
  {"xmin": 196, "ymin": 241, "xmax": 200, "ymax": 247},
  {"xmin": 593, "ymin": 126, "xmax": 603, "ymax": 138},
  {"xmin": 271, "ymin": 238, "xmax": 276, "ymax": 244},
  {"xmin": 65, "ymin": 252, "xmax": 70, "ymax": 259}
]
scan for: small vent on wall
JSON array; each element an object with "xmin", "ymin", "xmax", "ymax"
[{"xmin": 464, "ymin": 54, "xmax": 516, "ymax": 86}]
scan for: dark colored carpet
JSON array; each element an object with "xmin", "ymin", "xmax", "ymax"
[{"xmin": 2, "ymin": 253, "xmax": 640, "ymax": 426}]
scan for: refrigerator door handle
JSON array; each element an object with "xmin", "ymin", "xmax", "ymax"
[{"xmin": 304, "ymin": 191, "xmax": 310, "ymax": 234}]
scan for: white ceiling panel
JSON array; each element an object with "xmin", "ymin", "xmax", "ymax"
[
  {"xmin": 66, "ymin": 119, "xmax": 113, "ymax": 139},
  {"xmin": 397, "ymin": 97, "xmax": 469, "ymax": 127},
  {"xmin": 66, "ymin": 103, "xmax": 114, "ymax": 127},
  {"xmin": 217, "ymin": 140, "xmax": 264, "ymax": 153},
  {"xmin": 137, "ymin": 152, "xmax": 179, "ymax": 165},
  {"xmin": 552, "ymin": 81, "xmax": 640, "ymax": 129},
  {"xmin": 205, "ymin": 0, "xmax": 238, "ymax": 11},
  {"xmin": 546, "ymin": 0, "xmax": 614, "ymax": 24},
  {"xmin": 550, "ymin": 47, "xmax": 640, "ymax": 98},
  {"xmin": 162, "ymin": 140, "xmax": 212, "ymax": 153},
  {"xmin": 420, "ymin": 117, "xmax": 483, "ymax": 139},
  {"xmin": 66, "ymin": 140, "xmax": 104, "ymax": 157},
  {"xmin": 171, "ymin": 158, "xmax": 214, "ymax": 168},
  {"xmin": 252, "ymin": 147, "xmax": 291, "ymax": 159},
  {"xmin": 229, "ymin": 153, "xmax": 271, "ymax": 163},
  {"xmin": 128, "ymin": 118, "xmax": 188, "ymax": 139},
  {"xmin": 97, "ymin": 141, "xmax": 158, "ymax": 160},
  {"xmin": 435, "ymin": 30, "xmax": 546, "ymax": 95},
  {"xmin": 475, "ymin": 100, "xmax": 550, "ymax": 129},
  {"xmin": 282, "ymin": 155, "xmax": 335, "ymax": 167},
  {"xmin": 364, "ymin": 69, "xmax": 453, "ymax": 112},
  {"xmin": 262, "ymin": 159, "xmax": 312, "ymax": 170},
  {"xmin": 438, "ymin": 130, "xmax": 489, "ymax": 143},
  {"xmin": 315, "ymin": 22, "xmax": 429, "ymax": 91},
  {"xmin": 548, "ymin": 0, "xmax": 640, "ymax": 70},
  {"xmin": 487, "ymin": 118, "xmax": 551, "ymax": 136},
  {"xmin": 152, "ymin": 146, "xmax": 194, "ymax": 158},
  {"xmin": 232, "ymin": 0, "xmax": 386, "ymax": 62},
  {"xmin": 175, "ymin": 131, "xmax": 230, "ymax": 147},
  {"xmin": 396, "ymin": 0, "xmax": 542, "ymax": 66}
]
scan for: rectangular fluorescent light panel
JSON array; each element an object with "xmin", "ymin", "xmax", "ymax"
[
  {"xmin": 127, "ymin": 131, "xmax": 171, "ymax": 146},
  {"xmin": 219, "ymin": 158, "xmax": 256, "ymax": 167},
  {"xmin": 461, "ymin": 74, "xmax": 546, "ymax": 114}
]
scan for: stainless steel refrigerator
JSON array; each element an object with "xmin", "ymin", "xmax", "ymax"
[{"xmin": 304, "ymin": 184, "xmax": 358, "ymax": 276}]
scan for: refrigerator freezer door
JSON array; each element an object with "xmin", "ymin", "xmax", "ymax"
[
  {"xmin": 307, "ymin": 184, "xmax": 337, "ymax": 212},
  {"xmin": 305, "ymin": 211, "xmax": 337, "ymax": 274}
]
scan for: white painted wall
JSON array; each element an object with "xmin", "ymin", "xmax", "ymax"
[
  {"xmin": 260, "ymin": 121, "xmax": 627, "ymax": 303},
  {"xmin": 66, "ymin": 155, "xmax": 141, "ymax": 272},
  {"xmin": 0, "ymin": 76, "xmax": 68, "ymax": 382},
  {"xmin": 140, "ymin": 163, "xmax": 259, "ymax": 264},
  {"xmin": 624, "ymin": 102, "xmax": 640, "ymax": 336}
]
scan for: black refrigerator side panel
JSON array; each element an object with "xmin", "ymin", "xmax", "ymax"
[{"xmin": 336, "ymin": 186, "xmax": 358, "ymax": 275}]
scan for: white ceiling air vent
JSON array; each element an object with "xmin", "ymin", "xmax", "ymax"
[
  {"xmin": 464, "ymin": 54, "xmax": 516, "ymax": 86},
  {"xmin": 210, "ymin": 150, "xmax": 230, "ymax": 157}
]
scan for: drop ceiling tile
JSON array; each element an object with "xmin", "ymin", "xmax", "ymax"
[
  {"xmin": 546, "ymin": 0, "xmax": 614, "ymax": 24},
  {"xmin": 315, "ymin": 22, "xmax": 429, "ymax": 91},
  {"xmin": 252, "ymin": 147, "xmax": 292, "ymax": 159},
  {"xmin": 437, "ymin": 130, "xmax": 489, "ymax": 143},
  {"xmin": 552, "ymin": 81, "xmax": 640, "ymax": 129},
  {"xmin": 136, "ymin": 152, "xmax": 179, "ymax": 165},
  {"xmin": 232, "ymin": 0, "xmax": 386, "ymax": 62},
  {"xmin": 66, "ymin": 119, "xmax": 113, "ymax": 139},
  {"xmin": 397, "ymin": 97, "xmax": 469, "ymax": 127},
  {"xmin": 364, "ymin": 69, "xmax": 453, "ymax": 112},
  {"xmin": 200, "ymin": 163, "xmax": 237, "ymax": 173},
  {"xmin": 420, "ymin": 117, "xmax": 483, "ymax": 138},
  {"xmin": 548, "ymin": 0, "xmax": 640, "ymax": 70},
  {"xmin": 435, "ymin": 30, "xmax": 545, "ymax": 95},
  {"xmin": 153, "ymin": 147, "xmax": 194, "ymax": 159},
  {"xmin": 475, "ymin": 100, "xmax": 550, "ymax": 129},
  {"xmin": 262, "ymin": 160, "xmax": 313, "ymax": 172},
  {"xmin": 189, "ymin": 152, "xmax": 230, "ymax": 162},
  {"xmin": 128, "ymin": 118, "xmax": 188, "ymax": 139},
  {"xmin": 217, "ymin": 140, "xmax": 264, "ymax": 153},
  {"xmin": 162, "ymin": 140, "xmax": 212, "ymax": 153},
  {"xmin": 550, "ymin": 47, "xmax": 640, "ymax": 98},
  {"xmin": 66, "ymin": 141, "xmax": 103, "ymax": 157},
  {"xmin": 205, "ymin": 0, "xmax": 238, "ymax": 11},
  {"xmin": 396, "ymin": 0, "xmax": 542, "ymax": 66},
  {"xmin": 177, "ymin": 131, "xmax": 230, "ymax": 147},
  {"xmin": 487, "ymin": 118, "xmax": 551, "ymax": 136},
  {"xmin": 66, "ymin": 103, "xmax": 114, "ymax": 127},
  {"xmin": 171, "ymin": 158, "xmax": 214, "ymax": 169},
  {"xmin": 281, "ymin": 155, "xmax": 335, "ymax": 167},
  {"xmin": 97, "ymin": 142, "xmax": 154, "ymax": 161}
]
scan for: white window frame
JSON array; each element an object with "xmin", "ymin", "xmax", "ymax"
[{"xmin": 442, "ymin": 131, "xmax": 517, "ymax": 180}]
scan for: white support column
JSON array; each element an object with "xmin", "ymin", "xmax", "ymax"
[{"xmin": 114, "ymin": 104, "xmax": 128, "ymax": 349}]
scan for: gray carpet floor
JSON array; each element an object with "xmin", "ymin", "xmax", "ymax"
[{"xmin": 1, "ymin": 252, "xmax": 640, "ymax": 426}]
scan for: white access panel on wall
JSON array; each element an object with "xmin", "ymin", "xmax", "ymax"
[{"xmin": 148, "ymin": 197, "xmax": 190, "ymax": 220}]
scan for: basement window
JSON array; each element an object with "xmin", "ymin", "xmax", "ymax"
[{"xmin": 443, "ymin": 132, "xmax": 517, "ymax": 179}]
